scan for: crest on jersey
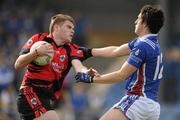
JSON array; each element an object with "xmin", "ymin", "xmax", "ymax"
[
  {"xmin": 60, "ymin": 55, "xmax": 65, "ymax": 62},
  {"xmin": 27, "ymin": 38, "xmax": 33, "ymax": 46},
  {"xmin": 77, "ymin": 50, "xmax": 82, "ymax": 54},
  {"xmin": 31, "ymin": 98, "xmax": 37, "ymax": 105},
  {"xmin": 135, "ymin": 49, "xmax": 140, "ymax": 56}
]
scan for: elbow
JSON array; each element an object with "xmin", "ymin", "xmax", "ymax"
[
  {"xmin": 118, "ymin": 73, "xmax": 129, "ymax": 81},
  {"xmin": 14, "ymin": 62, "xmax": 19, "ymax": 70},
  {"xmin": 14, "ymin": 61, "xmax": 21, "ymax": 70},
  {"xmin": 14, "ymin": 56, "xmax": 25, "ymax": 70}
]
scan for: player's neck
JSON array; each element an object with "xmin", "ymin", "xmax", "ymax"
[
  {"xmin": 138, "ymin": 29, "xmax": 151, "ymax": 37},
  {"xmin": 54, "ymin": 38, "xmax": 67, "ymax": 46},
  {"xmin": 53, "ymin": 33, "xmax": 66, "ymax": 46}
]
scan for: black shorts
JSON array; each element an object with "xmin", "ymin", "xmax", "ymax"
[{"xmin": 17, "ymin": 87, "xmax": 54, "ymax": 120}]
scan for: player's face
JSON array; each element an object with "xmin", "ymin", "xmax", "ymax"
[
  {"xmin": 134, "ymin": 13, "xmax": 144, "ymax": 36},
  {"xmin": 56, "ymin": 20, "xmax": 74, "ymax": 43}
]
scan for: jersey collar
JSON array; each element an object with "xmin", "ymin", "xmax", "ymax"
[
  {"xmin": 47, "ymin": 33, "xmax": 71, "ymax": 47},
  {"xmin": 139, "ymin": 34, "xmax": 158, "ymax": 42},
  {"xmin": 47, "ymin": 34, "xmax": 54, "ymax": 39}
]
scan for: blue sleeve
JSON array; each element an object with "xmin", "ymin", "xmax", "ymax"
[
  {"xmin": 127, "ymin": 42, "xmax": 146, "ymax": 68},
  {"xmin": 128, "ymin": 38, "xmax": 138, "ymax": 50}
]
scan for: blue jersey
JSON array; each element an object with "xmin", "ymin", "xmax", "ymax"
[{"xmin": 126, "ymin": 34, "xmax": 163, "ymax": 101}]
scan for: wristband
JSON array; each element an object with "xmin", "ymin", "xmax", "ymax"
[{"xmin": 88, "ymin": 48, "xmax": 93, "ymax": 57}]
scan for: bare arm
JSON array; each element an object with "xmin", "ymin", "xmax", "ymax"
[
  {"xmin": 14, "ymin": 51, "xmax": 37, "ymax": 70},
  {"xmin": 71, "ymin": 59, "xmax": 88, "ymax": 73},
  {"xmin": 14, "ymin": 43, "xmax": 54, "ymax": 70},
  {"xmin": 93, "ymin": 61, "xmax": 137, "ymax": 84},
  {"xmin": 92, "ymin": 43, "xmax": 130, "ymax": 57}
]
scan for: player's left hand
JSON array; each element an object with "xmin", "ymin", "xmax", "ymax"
[{"xmin": 75, "ymin": 72, "xmax": 93, "ymax": 83}]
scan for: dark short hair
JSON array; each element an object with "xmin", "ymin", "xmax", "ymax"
[{"xmin": 141, "ymin": 5, "xmax": 165, "ymax": 34}]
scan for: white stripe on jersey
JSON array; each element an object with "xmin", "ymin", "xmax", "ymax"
[
  {"xmin": 153, "ymin": 55, "xmax": 160, "ymax": 80},
  {"xmin": 142, "ymin": 64, "xmax": 146, "ymax": 97},
  {"xmin": 158, "ymin": 53, "xmax": 163, "ymax": 79},
  {"xmin": 141, "ymin": 39, "xmax": 156, "ymax": 50},
  {"xmin": 160, "ymin": 53, "xmax": 163, "ymax": 63}
]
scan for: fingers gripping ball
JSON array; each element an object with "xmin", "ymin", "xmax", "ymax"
[{"xmin": 30, "ymin": 41, "xmax": 54, "ymax": 66}]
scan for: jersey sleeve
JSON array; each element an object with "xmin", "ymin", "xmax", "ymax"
[
  {"xmin": 19, "ymin": 33, "xmax": 40, "ymax": 55},
  {"xmin": 69, "ymin": 43, "xmax": 87, "ymax": 61},
  {"xmin": 128, "ymin": 38, "xmax": 138, "ymax": 50},
  {"xmin": 127, "ymin": 42, "xmax": 146, "ymax": 68},
  {"xmin": 19, "ymin": 33, "xmax": 48, "ymax": 55}
]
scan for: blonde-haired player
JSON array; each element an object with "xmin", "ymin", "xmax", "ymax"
[{"xmin": 15, "ymin": 14, "xmax": 91, "ymax": 120}]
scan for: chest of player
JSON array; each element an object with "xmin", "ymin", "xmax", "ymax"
[{"xmin": 51, "ymin": 46, "xmax": 71, "ymax": 73}]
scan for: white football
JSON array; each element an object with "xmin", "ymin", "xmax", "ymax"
[{"xmin": 30, "ymin": 41, "xmax": 54, "ymax": 66}]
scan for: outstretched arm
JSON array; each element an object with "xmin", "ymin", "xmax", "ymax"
[
  {"xmin": 71, "ymin": 59, "xmax": 88, "ymax": 73},
  {"xmin": 75, "ymin": 61, "xmax": 137, "ymax": 84},
  {"xmin": 92, "ymin": 61, "xmax": 137, "ymax": 83},
  {"xmin": 79, "ymin": 43, "xmax": 130, "ymax": 58},
  {"xmin": 72, "ymin": 59, "xmax": 99, "ymax": 83},
  {"xmin": 92, "ymin": 43, "xmax": 130, "ymax": 57}
]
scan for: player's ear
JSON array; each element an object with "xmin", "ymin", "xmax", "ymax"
[
  {"xmin": 53, "ymin": 24, "xmax": 59, "ymax": 31},
  {"xmin": 142, "ymin": 22, "xmax": 148, "ymax": 29}
]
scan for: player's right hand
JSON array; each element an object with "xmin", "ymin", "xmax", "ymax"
[{"xmin": 36, "ymin": 43, "xmax": 54, "ymax": 56}]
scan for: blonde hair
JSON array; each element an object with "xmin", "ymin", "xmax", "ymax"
[{"xmin": 49, "ymin": 14, "xmax": 75, "ymax": 33}]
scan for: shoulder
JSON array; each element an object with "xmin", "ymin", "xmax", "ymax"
[
  {"xmin": 30, "ymin": 32, "xmax": 48, "ymax": 41},
  {"xmin": 25, "ymin": 33, "xmax": 48, "ymax": 46},
  {"xmin": 39, "ymin": 33, "xmax": 48, "ymax": 40},
  {"xmin": 138, "ymin": 39, "xmax": 156, "ymax": 50},
  {"xmin": 130, "ymin": 40, "xmax": 149, "ymax": 56},
  {"xmin": 128, "ymin": 38, "xmax": 139, "ymax": 49},
  {"xmin": 130, "ymin": 39, "xmax": 147, "ymax": 50}
]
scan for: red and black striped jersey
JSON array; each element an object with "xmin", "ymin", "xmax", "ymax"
[{"xmin": 19, "ymin": 33, "xmax": 87, "ymax": 99}]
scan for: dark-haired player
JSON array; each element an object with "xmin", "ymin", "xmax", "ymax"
[{"xmin": 76, "ymin": 5, "xmax": 165, "ymax": 120}]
